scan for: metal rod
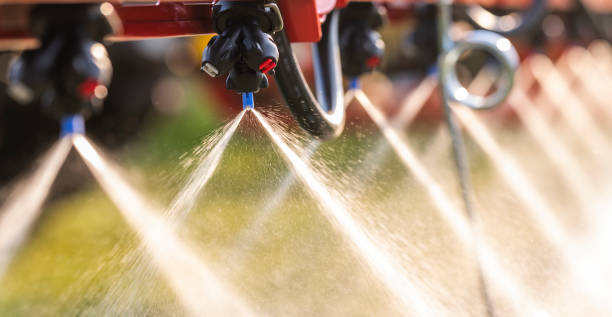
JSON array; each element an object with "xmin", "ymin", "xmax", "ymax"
[{"xmin": 436, "ymin": 1, "xmax": 496, "ymax": 316}]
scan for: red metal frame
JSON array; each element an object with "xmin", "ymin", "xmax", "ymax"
[
  {"xmin": 114, "ymin": 0, "xmax": 323, "ymax": 42},
  {"xmin": 0, "ymin": 0, "xmax": 322, "ymax": 45},
  {"xmin": 1, "ymin": 0, "xmax": 610, "ymax": 48},
  {"xmin": 278, "ymin": 0, "xmax": 321, "ymax": 42},
  {"xmin": 112, "ymin": 3, "xmax": 215, "ymax": 40}
]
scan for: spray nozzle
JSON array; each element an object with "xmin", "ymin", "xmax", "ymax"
[
  {"xmin": 339, "ymin": 3, "xmax": 387, "ymax": 78},
  {"xmin": 201, "ymin": 2, "xmax": 282, "ymax": 94},
  {"xmin": 7, "ymin": 4, "xmax": 114, "ymax": 119}
]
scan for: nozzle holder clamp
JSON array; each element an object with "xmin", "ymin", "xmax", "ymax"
[{"xmin": 212, "ymin": 1, "xmax": 283, "ymax": 35}]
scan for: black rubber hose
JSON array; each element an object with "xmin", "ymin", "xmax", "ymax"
[{"xmin": 273, "ymin": 10, "xmax": 345, "ymax": 140}]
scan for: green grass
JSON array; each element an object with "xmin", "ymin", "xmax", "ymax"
[
  {"xmin": 127, "ymin": 81, "xmax": 223, "ymax": 168},
  {"xmin": 0, "ymin": 190, "xmax": 133, "ymax": 315}
]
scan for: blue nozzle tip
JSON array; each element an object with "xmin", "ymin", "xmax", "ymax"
[
  {"xmin": 242, "ymin": 92, "xmax": 254, "ymax": 110},
  {"xmin": 60, "ymin": 115, "xmax": 85, "ymax": 137},
  {"xmin": 427, "ymin": 65, "xmax": 439, "ymax": 77},
  {"xmin": 349, "ymin": 78, "xmax": 360, "ymax": 90}
]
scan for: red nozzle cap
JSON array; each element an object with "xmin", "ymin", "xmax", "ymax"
[
  {"xmin": 78, "ymin": 78, "xmax": 99, "ymax": 99},
  {"xmin": 366, "ymin": 56, "xmax": 381, "ymax": 68},
  {"xmin": 259, "ymin": 58, "xmax": 277, "ymax": 74}
]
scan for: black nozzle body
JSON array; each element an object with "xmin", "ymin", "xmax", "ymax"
[
  {"xmin": 201, "ymin": 1, "xmax": 282, "ymax": 93},
  {"xmin": 339, "ymin": 3, "xmax": 387, "ymax": 78},
  {"xmin": 401, "ymin": 4, "xmax": 440, "ymax": 74},
  {"xmin": 7, "ymin": 4, "xmax": 115, "ymax": 119}
]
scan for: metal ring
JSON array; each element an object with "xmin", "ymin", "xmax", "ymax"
[
  {"xmin": 440, "ymin": 30, "xmax": 519, "ymax": 110},
  {"xmin": 464, "ymin": 0, "xmax": 547, "ymax": 37}
]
